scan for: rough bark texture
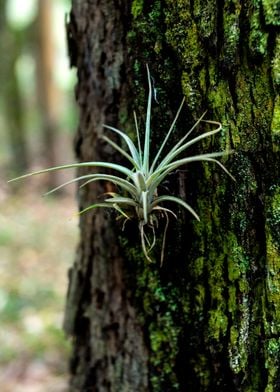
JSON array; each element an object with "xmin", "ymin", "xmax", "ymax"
[
  {"xmin": 64, "ymin": 1, "xmax": 148, "ymax": 391},
  {"xmin": 65, "ymin": 1, "xmax": 280, "ymax": 391}
]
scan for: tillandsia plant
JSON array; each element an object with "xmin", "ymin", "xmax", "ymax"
[{"xmin": 9, "ymin": 65, "xmax": 234, "ymax": 264}]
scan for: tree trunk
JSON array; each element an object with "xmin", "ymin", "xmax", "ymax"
[
  {"xmin": 36, "ymin": 0, "xmax": 61, "ymax": 187},
  {"xmin": 0, "ymin": 0, "xmax": 28, "ymax": 173},
  {"xmin": 64, "ymin": 1, "xmax": 280, "ymax": 391}
]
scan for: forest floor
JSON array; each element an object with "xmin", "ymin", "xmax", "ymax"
[{"xmin": 0, "ymin": 181, "xmax": 79, "ymax": 392}]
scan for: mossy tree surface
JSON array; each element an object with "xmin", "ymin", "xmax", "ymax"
[{"xmin": 65, "ymin": 1, "xmax": 280, "ymax": 391}]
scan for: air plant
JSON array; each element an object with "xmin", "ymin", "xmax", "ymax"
[{"xmin": 9, "ymin": 65, "xmax": 234, "ymax": 264}]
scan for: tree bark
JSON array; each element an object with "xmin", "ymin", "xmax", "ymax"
[
  {"xmin": 64, "ymin": 1, "xmax": 280, "ymax": 391},
  {"xmin": 64, "ymin": 1, "xmax": 149, "ymax": 391}
]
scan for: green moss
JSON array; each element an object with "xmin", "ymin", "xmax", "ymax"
[
  {"xmin": 129, "ymin": 0, "xmax": 165, "ymax": 66},
  {"xmin": 249, "ymin": 6, "xmax": 268, "ymax": 56},
  {"xmin": 191, "ymin": 354, "xmax": 211, "ymax": 388},
  {"xmin": 181, "ymin": 71, "xmax": 201, "ymax": 111},
  {"xmin": 192, "ymin": 257, "xmax": 204, "ymax": 278},
  {"xmin": 222, "ymin": 3, "xmax": 241, "ymax": 69},
  {"xmin": 271, "ymin": 95, "xmax": 280, "ymax": 152},
  {"xmin": 198, "ymin": 68, "xmax": 207, "ymax": 95},
  {"xmin": 154, "ymin": 40, "xmax": 162, "ymax": 54},
  {"xmin": 272, "ymin": 36, "xmax": 280, "ymax": 86},
  {"xmin": 234, "ymin": 65, "xmax": 274, "ymax": 152},
  {"xmin": 228, "ymin": 286, "xmax": 237, "ymax": 314},
  {"xmin": 264, "ymin": 338, "xmax": 280, "ymax": 392},
  {"xmin": 229, "ymin": 325, "xmax": 239, "ymax": 347},
  {"xmin": 165, "ymin": 1, "xmax": 204, "ymax": 113},
  {"xmin": 262, "ymin": 0, "xmax": 280, "ymax": 26},
  {"xmin": 266, "ymin": 186, "xmax": 280, "ymax": 252},
  {"xmin": 192, "ymin": 0, "xmax": 217, "ymax": 40},
  {"xmin": 121, "ymin": 233, "xmax": 184, "ymax": 391},
  {"xmin": 194, "ymin": 284, "xmax": 205, "ymax": 309},
  {"xmin": 142, "ymin": 275, "xmax": 183, "ymax": 391},
  {"xmin": 131, "ymin": 0, "xmax": 144, "ymax": 19},
  {"xmin": 126, "ymin": 0, "xmax": 279, "ymax": 389},
  {"xmin": 208, "ymin": 80, "xmax": 231, "ymax": 114},
  {"xmin": 228, "ymin": 301, "xmax": 250, "ymax": 374},
  {"xmin": 149, "ymin": 312, "xmax": 180, "ymax": 390},
  {"xmin": 206, "ymin": 72, "xmax": 238, "ymax": 147},
  {"xmin": 227, "ymin": 232, "xmax": 249, "ymax": 283},
  {"xmin": 271, "ymin": 95, "xmax": 280, "ymax": 134},
  {"xmin": 221, "ymin": 232, "xmax": 250, "ymax": 375},
  {"xmin": 166, "ymin": 19, "xmax": 201, "ymax": 68},
  {"xmin": 208, "ymin": 309, "xmax": 228, "ymax": 340},
  {"xmin": 191, "ymin": 223, "xmax": 252, "ymax": 375},
  {"xmin": 265, "ymin": 189, "xmax": 280, "ymax": 332}
]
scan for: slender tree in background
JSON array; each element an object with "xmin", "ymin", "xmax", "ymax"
[
  {"xmin": 0, "ymin": 0, "xmax": 28, "ymax": 173},
  {"xmin": 36, "ymin": 0, "xmax": 61, "ymax": 187},
  {"xmin": 64, "ymin": 1, "xmax": 280, "ymax": 391}
]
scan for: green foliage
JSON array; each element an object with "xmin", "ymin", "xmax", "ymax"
[{"xmin": 10, "ymin": 66, "xmax": 233, "ymax": 263}]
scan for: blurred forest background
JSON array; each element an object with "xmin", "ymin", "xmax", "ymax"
[{"xmin": 0, "ymin": 0, "xmax": 79, "ymax": 390}]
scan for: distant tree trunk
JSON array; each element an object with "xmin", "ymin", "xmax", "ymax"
[
  {"xmin": 64, "ymin": 1, "xmax": 280, "ymax": 391},
  {"xmin": 36, "ymin": 0, "xmax": 61, "ymax": 186},
  {"xmin": 0, "ymin": 0, "xmax": 28, "ymax": 173}
]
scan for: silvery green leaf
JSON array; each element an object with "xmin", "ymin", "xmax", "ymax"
[
  {"xmin": 143, "ymin": 64, "xmax": 152, "ymax": 174},
  {"xmin": 101, "ymin": 135, "xmax": 139, "ymax": 169},
  {"xmin": 152, "ymin": 195, "xmax": 200, "ymax": 221},
  {"xmin": 103, "ymin": 124, "xmax": 141, "ymax": 168},
  {"xmin": 78, "ymin": 203, "xmax": 114, "ymax": 215},
  {"xmin": 147, "ymin": 151, "xmax": 232, "ymax": 193},
  {"xmin": 112, "ymin": 203, "xmax": 131, "ymax": 219},
  {"xmin": 43, "ymin": 173, "xmax": 138, "ymax": 197},
  {"xmin": 152, "ymin": 205, "xmax": 178, "ymax": 219},
  {"xmin": 78, "ymin": 174, "xmax": 138, "ymax": 196},
  {"xmin": 105, "ymin": 196, "xmax": 138, "ymax": 207},
  {"xmin": 142, "ymin": 190, "xmax": 149, "ymax": 224},
  {"xmin": 132, "ymin": 171, "xmax": 147, "ymax": 191},
  {"xmin": 134, "ymin": 111, "xmax": 143, "ymax": 166},
  {"xmin": 167, "ymin": 111, "xmax": 207, "ymax": 155},
  {"xmin": 150, "ymin": 97, "xmax": 185, "ymax": 172},
  {"xmin": 157, "ymin": 121, "xmax": 222, "ymax": 170},
  {"xmin": 8, "ymin": 161, "xmax": 133, "ymax": 182}
]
